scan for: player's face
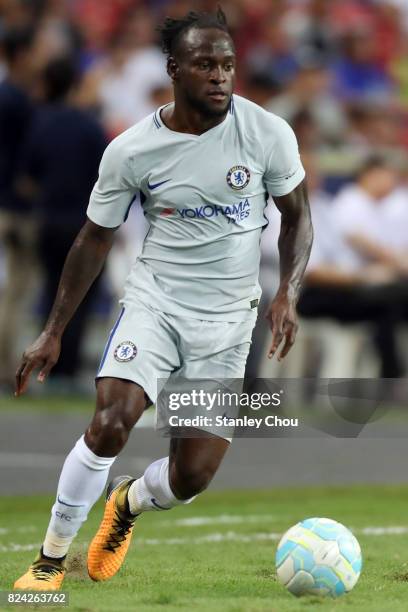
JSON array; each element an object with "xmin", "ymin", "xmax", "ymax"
[{"xmin": 173, "ymin": 28, "xmax": 236, "ymax": 118}]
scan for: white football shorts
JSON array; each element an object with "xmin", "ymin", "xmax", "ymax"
[{"xmin": 96, "ymin": 297, "xmax": 257, "ymax": 438}]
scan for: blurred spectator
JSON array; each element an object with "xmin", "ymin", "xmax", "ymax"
[
  {"xmin": 267, "ymin": 61, "xmax": 347, "ymax": 143},
  {"xmin": 227, "ymin": 0, "xmax": 276, "ymax": 67},
  {"xmin": 331, "ymin": 156, "xmax": 408, "ymax": 267},
  {"xmin": 245, "ymin": 16, "xmax": 299, "ymax": 89},
  {"xmin": 332, "ymin": 28, "xmax": 395, "ymax": 103},
  {"xmin": 77, "ymin": 6, "xmax": 171, "ymax": 137},
  {"xmin": 387, "ymin": 0, "xmax": 408, "ymax": 33},
  {"xmin": 298, "ymin": 156, "xmax": 408, "ymax": 377},
  {"xmin": 0, "ymin": 0, "xmax": 37, "ymax": 28},
  {"xmin": 31, "ymin": 0, "xmax": 82, "ymax": 70},
  {"xmin": 390, "ymin": 38, "xmax": 408, "ymax": 108},
  {"xmin": 244, "ymin": 73, "xmax": 280, "ymax": 109},
  {"xmin": 283, "ymin": 0, "xmax": 337, "ymax": 65},
  {"xmin": 70, "ymin": 0, "xmax": 135, "ymax": 65},
  {"xmin": 18, "ymin": 55, "xmax": 107, "ymax": 385},
  {"xmin": 373, "ymin": 1, "xmax": 403, "ymax": 66},
  {"xmin": 348, "ymin": 104, "xmax": 402, "ymax": 149},
  {"xmin": 0, "ymin": 25, "xmax": 37, "ymax": 388}
]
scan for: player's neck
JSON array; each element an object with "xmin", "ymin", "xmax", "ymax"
[{"xmin": 161, "ymin": 102, "xmax": 228, "ymax": 136}]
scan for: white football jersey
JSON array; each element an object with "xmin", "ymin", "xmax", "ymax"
[{"xmin": 87, "ymin": 94, "xmax": 305, "ymax": 321}]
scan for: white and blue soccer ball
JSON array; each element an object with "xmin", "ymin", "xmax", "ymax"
[{"xmin": 275, "ymin": 517, "xmax": 362, "ymax": 598}]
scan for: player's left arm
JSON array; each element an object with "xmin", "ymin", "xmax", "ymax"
[{"xmin": 266, "ymin": 179, "xmax": 313, "ymax": 360}]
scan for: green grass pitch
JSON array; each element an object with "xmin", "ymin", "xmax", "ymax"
[{"xmin": 1, "ymin": 486, "xmax": 408, "ymax": 611}]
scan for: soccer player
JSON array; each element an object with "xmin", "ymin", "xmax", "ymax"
[{"xmin": 14, "ymin": 8, "xmax": 313, "ymax": 591}]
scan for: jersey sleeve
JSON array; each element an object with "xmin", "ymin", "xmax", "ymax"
[
  {"xmin": 263, "ymin": 115, "xmax": 305, "ymax": 197},
  {"xmin": 87, "ymin": 137, "xmax": 138, "ymax": 228}
]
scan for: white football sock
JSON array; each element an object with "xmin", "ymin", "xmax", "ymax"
[
  {"xmin": 43, "ymin": 435, "xmax": 116, "ymax": 558},
  {"xmin": 127, "ymin": 457, "xmax": 195, "ymax": 514}
]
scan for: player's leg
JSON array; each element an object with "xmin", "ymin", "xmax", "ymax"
[
  {"xmin": 126, "ymin": 434, "xmax": 229, "ymax": 515},
  {"xmin": 14, "ymin": 377, "xmax": 147, "ymax": 590},
  {"xmin": 146, "ymin": 314, "xmax": 256, "ymax": 503},
  {"xmin": 84, "ymin": 300, "xmax": 184, "ymax": 581},
  {"xmin": 169, "ymin": 435, "xmax": 230, "ymax": 499},
  {"xmin": 124, "ymin": 316, "xmax": 255, "ymax": 516},
  {"xmin": 87, "ymin": 432, "xmax": 229, "ymax": 584}
]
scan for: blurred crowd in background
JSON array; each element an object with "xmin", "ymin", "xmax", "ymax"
[{"xmin": 1, "ymin": 0, "xmax": 408, "ymax": 394}]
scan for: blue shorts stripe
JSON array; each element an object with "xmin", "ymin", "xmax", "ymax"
[{"xmin": 97, "ymin": 307, "xmax": 125, "ymax": 374}]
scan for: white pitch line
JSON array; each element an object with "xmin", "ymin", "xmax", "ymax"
[
  {"xmin": 2, "ymin": 526, "xmax": 408, "ymax": 553},
  {"xmin": 0, "ymin": 543, "xmax": 42, "ymax": 553},
  {"xmin": 160, "ymin": 514, "xmax": 279, "ymax": 527},
  {"xmin": 360, "ymin": 526, "xmax": 408, "ymax": 535},
  {"xmin": 140, "ymin": 531, "xmax": 282, "ymax": 546},
  {"xmin": 158, "ymin": 516, "xmax": 408, "ymax": 532},
  {"xmin": 0, "ymin": 526, "xmax": 37, "ymax": 536}
]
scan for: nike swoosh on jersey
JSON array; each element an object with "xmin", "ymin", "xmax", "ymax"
[{"xmin": 147, "ymin": 179, "xmax": 171, "ymax": 190}]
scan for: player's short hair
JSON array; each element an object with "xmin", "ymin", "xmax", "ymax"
[
  {"xmin": 158, "ymin": 6, "xmax": 229, "ymax": 58},
  {"xmin": 0, "ymin": 25, "xmax": 35, "ymax": 63}
]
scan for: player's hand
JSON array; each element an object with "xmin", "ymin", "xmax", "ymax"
[
  {"xmin": 265, "ymin": 292, "xmax": 298, "ymax": 361},
  {"xmin": 15, "ymin": 332, "xmax": 61, "ymax": 397}
]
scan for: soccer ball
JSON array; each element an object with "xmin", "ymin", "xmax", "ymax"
[{"xmin": 275, "ymin": 517, "xmax": 362, "ymax": 598}]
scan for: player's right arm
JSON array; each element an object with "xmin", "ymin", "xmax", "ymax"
[
  {"xmin": 15, "ymin": 134, "xmax": 138, "ymax": 396},
  {"xmin": 15, "ymin": 220, "xmax": 117, "ymax": 396}
]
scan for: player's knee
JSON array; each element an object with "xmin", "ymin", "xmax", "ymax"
[
  {"xmin": 86, "ymin": 393, "xmax": 145, "ymax": 456},
  {"xmin": 86, "ymin": 406, "xmax": 129, "ymax": 455},
  {"xmin": 171, "ymin": 463, "xmax": 215, "ymax": 500}
]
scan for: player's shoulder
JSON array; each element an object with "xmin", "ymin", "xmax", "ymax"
[
  {"xmin": 101, "ymin": 113, "xmax": 158, "ymax": 170},
  {"xmin": 233, "ymin": 94, "xmax": 294, "ymax": 135},
  {"xmin": 106, "ymin": 114, "xmax": 154, "ymax": 153}
]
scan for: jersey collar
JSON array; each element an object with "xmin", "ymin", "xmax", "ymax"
[{"xmin": 153, "ymin": 97, "xmax": 234, "ymax": 140}]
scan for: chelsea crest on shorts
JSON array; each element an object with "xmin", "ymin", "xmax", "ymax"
[{"xmin": 114, "ymin": 341, "xmax": 137, "ymax": 362}]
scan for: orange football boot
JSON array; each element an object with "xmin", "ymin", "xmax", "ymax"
[
  {"xmin": 14, "ymin": 549, "xmax": 66, "ymax": 591},
  {"xmin": 87, "ymin": 476, "xmax": 137, "ymax": 581}
]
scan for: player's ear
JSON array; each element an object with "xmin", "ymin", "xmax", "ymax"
[{"xmin": 167, "ymin": 56, "xmax": 179, "ymax": 81}]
